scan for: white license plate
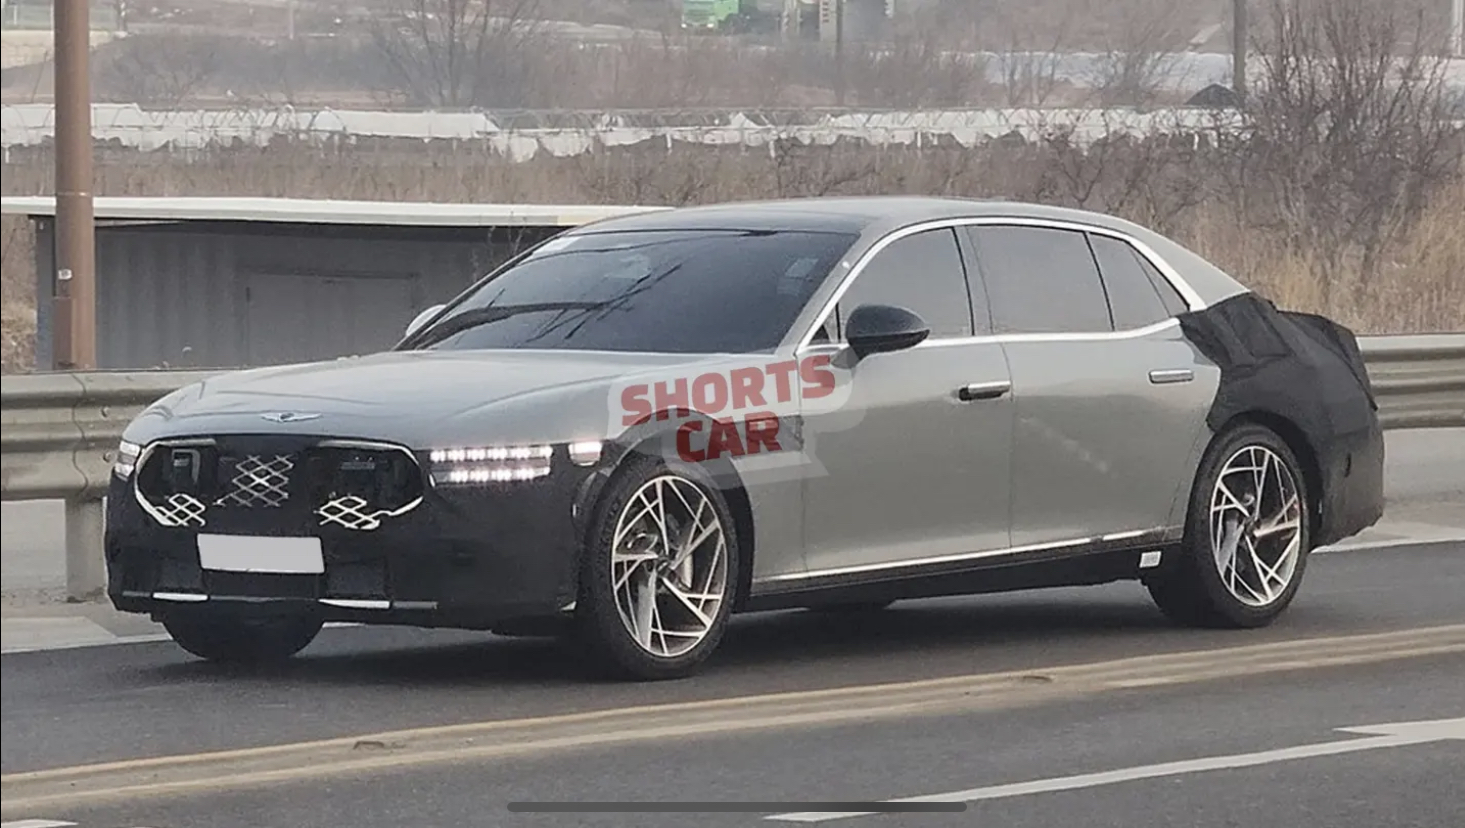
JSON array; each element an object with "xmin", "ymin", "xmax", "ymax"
[{"xmin": 197, "ymin": 534, "xmax": 324, "ymax": 574}]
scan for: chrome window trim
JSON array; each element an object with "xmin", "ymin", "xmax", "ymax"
[
  {"xmin": 795, "ymin": 317, "xmax": 1181, "ymax": 359},
  {"xmin": 793, "ymin": 216, "xmax": 1207, "ymax": 351}
]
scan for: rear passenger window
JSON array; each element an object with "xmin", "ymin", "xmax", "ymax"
[
  {"xmin": 1088, "ymin": 234, "xmax": 1172, "ymax": 329},
  {"xmin": 967, "ymin": 226, "xmax": 1112, "ymax": 334}
]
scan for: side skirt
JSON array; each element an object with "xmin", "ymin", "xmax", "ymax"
[{"xmin": 740, "ymin": 532, "xmax": 1182, "ymax": 613}]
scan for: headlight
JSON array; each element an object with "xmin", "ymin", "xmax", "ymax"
[
  {"xmin": 426, "ymin": 441, "xmax": 605, "ymax": 485},
  {"xmin": 114, "ymin": 439, "xmax": 142, "ymax": 478}
]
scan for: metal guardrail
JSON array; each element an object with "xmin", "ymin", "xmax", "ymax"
[
  {"xmin": 1, "ymin": 335, "xmax": 1462, "ymax": 599},
  {"xmin": 1358, "ymin": 335, "xmax": 1465, "ymax": 430},
  {"xmin": 1, "ymin": 369, "xmax": 221, "ymax": 501}
]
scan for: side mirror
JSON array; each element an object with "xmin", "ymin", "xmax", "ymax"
[
  {"xmin": 404, "ymin": 303, "xmax": 446, "ymax": 340},
  {"xmin": 845, "ymin": 304, "xmax": 930, "ymax": 359}
]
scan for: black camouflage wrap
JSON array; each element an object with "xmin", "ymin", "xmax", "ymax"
[{"xmin": 1177, "ymin": 292, "xmax": 1386, "ymax": 548}]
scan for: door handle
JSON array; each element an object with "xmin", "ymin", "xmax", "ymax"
[
  {"xmin": 1149, "ymin": 368, "xmax": 1194, "ymax": 385},
  {"xmin": 957, "ymin": 380, "xmax": 1011, "ymax": 402}
]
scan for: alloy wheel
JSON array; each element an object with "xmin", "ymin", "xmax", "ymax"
[
  {"xmin": 610, "ymin": 474, "xmax": 730, "ymax": 658},
  {"xmin": 1209, "ymin": 444, "xmax": 1304, "ymax": 607}
]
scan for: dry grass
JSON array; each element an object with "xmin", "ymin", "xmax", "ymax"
[
  {"xmin": 3, "ymin": 135, "xmax": 1460, "ymax": 373},
  {"xmin": 1179, "ymin": 178, "xmax": 1465, "ymax": 334}
]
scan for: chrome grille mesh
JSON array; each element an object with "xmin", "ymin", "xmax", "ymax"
[
  {"xmin": 152, "ymin": 493, "xmax": 208, "ymax": 528},
  {"xmin": 214, "ymin": 454, "xmax": 295, "ymax": 508},
  {"xmin": 315, "ymin": 495, "xmax": 412, "ymax": 531}
]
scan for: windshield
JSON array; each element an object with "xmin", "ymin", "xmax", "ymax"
[{"xmin": 402, "ymin": 229, "xmax": 857, "ymax": 354}]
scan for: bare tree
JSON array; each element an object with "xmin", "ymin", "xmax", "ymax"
[
  {"xmin": 95, "ymin": 33, "xmax": 222, "ymax": 107},
  {"xmin": 1235, "ymin": 0, "xmax": 1464, "ymax": 298},
  {"xmin": 841, "ymin": 31, "xmax": 990, "ymax": 109},
  {"xmin": 1083, "ymin": 0, "xmax": 1189, "ymax": 107},
  {"xmin": 371, "ymin": 0, "xmax": 545, "ymax": 108},
  {"xmin": 994, "ymin": 17, "xmax": 1073, "ymax": 108}
]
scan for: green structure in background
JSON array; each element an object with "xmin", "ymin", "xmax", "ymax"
[
  {"xmin": 680, "ymin": 0, "xmax": 741, "ymax": 29},
  {"xmin": 680, "ymin": 0, "xmax": 779, "ymax": 34}
]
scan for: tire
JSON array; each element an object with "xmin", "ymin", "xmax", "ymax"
[
  {"xmin": 574, "ymin": 453, "xmax": 741, "ymax": 681},
  {"xmin": 162, "ymin": 611, "xmax": 323, "ymax": 664},
  {"xmin": 1146, "ymin": 422, "xmax": 1312, "ymax": 629}
]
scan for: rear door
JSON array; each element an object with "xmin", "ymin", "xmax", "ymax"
[{"xmin": 963, "ymin": 223, "xmax": 1214, "ymax": 549}]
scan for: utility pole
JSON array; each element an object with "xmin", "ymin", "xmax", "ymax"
[
  {"xmin": 1231, "ymin": 0, "xmax": 1247, "ymax": 98},
  {"xmin": 834, "ymin": 0, "xmax": 845, "ymax": 106},
  {"xmin": 53, "ymin": 0, "xmax": 97, "ymax": 372},
  {"xmin": 1451, "ymin": 0, "xmax": 1463, "ymax": 58}
]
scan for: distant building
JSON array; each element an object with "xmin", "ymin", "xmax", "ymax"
[{"xmin": 2, "ymin": 196, "xmax": 667, "ymax": 370}]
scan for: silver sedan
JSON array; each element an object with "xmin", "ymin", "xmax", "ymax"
[{"xmin": 104, "ymin": 196, "xmax": 1385, "ymax": 680}]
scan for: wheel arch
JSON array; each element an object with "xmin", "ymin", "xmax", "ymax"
[{"xmin": 1213, "ymin": 409, "xmax": 1325, "ymax": 537}]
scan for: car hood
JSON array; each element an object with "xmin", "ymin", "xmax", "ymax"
[{"xmin": 125, "ymin": 349, "xmax": 718, "ymax": 448}]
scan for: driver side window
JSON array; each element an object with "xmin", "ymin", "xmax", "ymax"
[{"xmin": 835, "ymin": 228, "xmax": 974, "ymax": 341}]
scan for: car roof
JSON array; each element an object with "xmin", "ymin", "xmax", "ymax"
[
  {"xmin": 566, "ymin": 196, "xmax": 1248, "ymax": 308},
  {"xmin": 568, "ymin": 196, "xmax": 1132, "ymax": 236}
]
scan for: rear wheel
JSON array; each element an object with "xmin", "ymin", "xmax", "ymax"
[
  {"xmin": 1146, "ymin": 423, "xmax": 1311, "ymax": 628},
  {"xmin": 575, "ymin": 455, "xmax": 740, "ymax": 681},
  {"xmin": 162, "ymin": 611, "xmax": 323, "ymax": 664}
]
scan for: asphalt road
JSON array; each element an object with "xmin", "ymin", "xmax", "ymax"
[
  {"xmin": 2, "ymin": 540, "xmax": 1462, "ymax": 776},
  {"xmin": 8, "ymin": 648, "xmax": 1462, "ymax": 828},
  {"xmin": 1, "ymin": 430, "xmax": 1461, "ymax": 827}
]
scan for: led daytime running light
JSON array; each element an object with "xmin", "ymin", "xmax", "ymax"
[
  {"xmin": 429, "ymin": 444, "xmax": 554, "ymax": 485},
  {"xmin": 429, "ymin": 445, "xmax": 552, "ymax": 464}
]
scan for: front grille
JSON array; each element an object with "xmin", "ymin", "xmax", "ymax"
[{"xmin": 135, "ymin": 437, "xmax": 424, "ymax": 531}]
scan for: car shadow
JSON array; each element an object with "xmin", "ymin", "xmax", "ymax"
[{"xmin": 135, "ymin": 586, "xmax": 1266, "ymax": 691}]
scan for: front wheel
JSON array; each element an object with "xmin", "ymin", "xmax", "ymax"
[
  {"xmin": 162, "ymin": 611, "xmax": 323, "ymax": 664},
  {"xmin": 1146, "ymin": 423, "xmax": 1312, "ymax": 628},
  {"xmin": 574, "ymin": 455, "xmax": 740, "ymax": 681}
]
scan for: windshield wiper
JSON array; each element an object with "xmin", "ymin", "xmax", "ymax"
[{"xmin": 403, "ymin": 301, "xmax": 606, "ymax": 349}]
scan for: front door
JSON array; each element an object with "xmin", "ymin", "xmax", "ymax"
[{"xmin": 798, "ymin": 227, "xmax": 1015, "ymax": 577}]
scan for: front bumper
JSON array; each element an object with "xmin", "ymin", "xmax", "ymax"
[{"xmin": 105, "ymin": 460, "xmax": 602, "ymax": 630}]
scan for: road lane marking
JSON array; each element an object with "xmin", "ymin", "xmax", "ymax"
[
  {"xmin": 768, "ymin": 716, "xmax": 1465, "ymax": 822},
  {"xmin": 2, "ymin": 624, "xmax": 1463, "ymax": 815},
  {"xmin": 1, "ymin": 820, "xmax": 78, "ymax": 828}
]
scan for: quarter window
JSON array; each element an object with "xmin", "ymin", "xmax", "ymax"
[
  {"xmin": 967, "ymin": 225, "xmax": 1112, "ymax": 334},
  {"xmin": 1088, "ymin": 233, "xmax": 1173, "ymax": 329},
  {"xmin": 1135, "ymin": 249, "xmax": 1190, "ymax": 316},
  {"xmin": 835, "ymin": 228, "xmax": 973, "ymax": 340}
]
